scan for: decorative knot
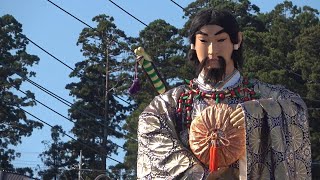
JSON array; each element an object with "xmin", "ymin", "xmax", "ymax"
[{"xmin": 206, "ymin": 129, "xmax": 230, "ymax": 147}]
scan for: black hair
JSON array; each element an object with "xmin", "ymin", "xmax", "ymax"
[{"xmin": 188, "ymin": 8, "xmax": 243, "ymax": 72}]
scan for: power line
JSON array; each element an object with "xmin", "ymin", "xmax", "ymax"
[
  {"xmin": 26, "ymin": 78, "xmax": 72, "ymax": 106},
  {"xmin": 14, "ymin": 151, "xmax": 42, "ymax": 154},
  {"xmin": 9, "ymin": 67, "xmax": 137, "ymax": 142},
  {"xmin": 114, "ymin": 95, "xmax": 132, "ymax": 106},
  {"xmin": 20, "ymin": 108, "xmax": 123, "ymax": 164},
  {"xmin": 167, "ymin": 0, "xmax": 320, "ymax": 85},
  {"xmin": 2, "ymin": 61, "xmax": 133, "ymax": 150},
  {"xmin": 1, "ymin": 59, "xmax": 137, "ymax": 163},
  {"xmin": 24, "ymin": 36, "xmax": 74, "ymax": 71},
  {"xmin": 45, "ymin": 0, "xmax": 137, "ymax": 73},
  {"xmin": 47, "ymin": 0, "xmax": 94, "ymax": 29},
  {"xmin": 17, "ymin": 88, "xmax": 127, "ymax": 151},
  {"xmin": 169, "ymin": 0, "xmax": 186, "ymax": 11},
  {"xmin": 4, "ymin": 1, "xmax": 137, "ymax": 154},
  {"xmin": 44, "ymin": 2, "xmax": 142, "ymax": 140},
  {"xmin": 17, "ymin": 3, "xmax": 133, "ymax": 105},
  {"xmin": 106, "ymin": 0, "xmax": 148, "ymax": 27},
  {"xmin": 30, "ymin": 1, "xmax": 134, "ymax": 106},
  {"xmin": 22, "ymin": 34, "xmax": 131, "ymax": 106},
  {"xmin": 45, "ymin": 0, "xmax": 168, "ymax": 97},
  {"xmin": 45, "ymin": 0, "xmax": 133, "ymax": 55},
  {"xmin": 12, "ymin": 162, "xmax": 41, "ymax": 166}
]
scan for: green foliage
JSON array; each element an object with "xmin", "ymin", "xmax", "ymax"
[
  {"xmin": 64, "ymin": 14, "xmax": 133, "ymax": 179},
  {"xmin": 0, "ymin": 14, "xmax": 43, "ymax": 175},
  {"xmin": 181, "ymin": 0, "xmax": 264, "ymax": 36},
  {"xmin": 242, "ymin": 2, "xmax": 320, "ymax": 178},
  {"xmin": 136, "ymin": 19, "xmax": 187, "ymax": 85},
  {"xmin": 38, "ymin": 126, "xmax": 78, "ymax": 179}
]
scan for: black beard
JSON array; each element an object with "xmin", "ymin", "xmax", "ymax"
[{"xmin": 197, "ymin": 56, "xmax": 226, "ymax": 84}]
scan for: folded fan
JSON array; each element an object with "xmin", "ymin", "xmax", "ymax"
[{"xmin": 189, "ymin": 103, "xmax": 245, "ymax": 172}]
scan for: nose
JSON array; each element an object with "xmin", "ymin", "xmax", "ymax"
[{"xmin": 208, "ymin": 42, "xmax": 214, "ymax": 56}]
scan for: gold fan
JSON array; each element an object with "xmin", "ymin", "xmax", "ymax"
[{"xmin": 189, "ymin": 103, "xmax": 245, "ymax": 171}]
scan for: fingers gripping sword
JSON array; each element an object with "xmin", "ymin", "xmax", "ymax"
[{"xmin": 134, "ymin": 47, "xmax": 167, "ymax": 94}]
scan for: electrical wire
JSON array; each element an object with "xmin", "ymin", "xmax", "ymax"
[
  {"xmin": 45, "ymin": 0, "xmax": 173, "ymax": 95},
  {"xmin": 45, "ymin": 0, "xmax": 136, "ymax": 70},
  {"xmin": 1, "ymin": 2, "xmax": 139, "ymax": 161},
  {"xmin": 46, "ymin": 1, "xmax": 136, "ymax": 68},
  {"xmin": 18, "ymin": 88, "xmax": 126, "ymax": 151},
  {"xmin": 169, "ymin": 0, "xmax": 186, "ymax": 11},
  {"xmin": 167, "ymin": 0, "xmax": 320, "ymax": 85},
  {"xmin": 47, "ymin": 0, "xmax": 319, "ymax": 88},
  {"xmin": 24, "ymin": 36, "xmax": 74, "ymax": 71},
  {"xmin": 106, "ymin": 0, "xmax": 148, "ymax": 27},
  {"xmin": 16, "ymin": 69, "xmax": 137, "ymax": 142},
  {"xmin": 20, "ymin": 108, "xmax": 123, "ymax": 164},
  {"xmin": 47, "ymin": 0, "xmax": 94, "ymax": 29},
  {"xmin": 22, "ymin": 34, "xmax": 132, "ymax": 106},
  {"xmin": 0, "ymin": 61, "xmax": 137, "ymax": 144}
]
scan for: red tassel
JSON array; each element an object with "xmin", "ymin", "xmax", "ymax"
[{"xmin": 209, "ymin": 141, "xmax": 218, "ymax": 172}]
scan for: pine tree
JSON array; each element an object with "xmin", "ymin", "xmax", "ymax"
[
  {"xmin": 38, "ymin": 125, "xmax": 78, "ymax": 179},
  {"xmin": 0, "ymin": 14, "xmax": 43, "ymax": 176},
  {"xmin": 65, "ymin": 14, "xmax": 132, "ymax": 179}
]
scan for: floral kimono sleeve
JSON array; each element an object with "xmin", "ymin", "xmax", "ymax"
[{"xmin": 137, "ymin": 86, "xmax": 206, "ymax": 179}]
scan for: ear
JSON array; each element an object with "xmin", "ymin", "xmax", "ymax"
[
  {"xmin": 191, "ymin": 44, "xmax": 195, "ymax": 50},
  {"xmin": 233, "ymin": 32, "xmax": 243, "ymax": 50}
]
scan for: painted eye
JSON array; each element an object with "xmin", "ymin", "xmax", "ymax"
[{"xmin": 218, "ymin": 38, "xmax": 226, "ymax": 42}]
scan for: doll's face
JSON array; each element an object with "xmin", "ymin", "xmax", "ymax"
[{"xmin": 194, "ymin": 24, "xmax": 237, "ymax": 75}]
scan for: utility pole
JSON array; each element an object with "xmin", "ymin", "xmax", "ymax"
[
  {"xmin": 54, "ymin": 142, "xmax": 57, "ymax": 180},
  {"xmin": 102, "ymin": 33, "xmax": 110, "ymax": 172},
  {"xmin": 78, "ymin": 150, "xmax": 82, "ymax": 180}
]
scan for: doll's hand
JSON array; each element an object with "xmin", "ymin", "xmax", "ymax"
[{"xmin": 230, "ymin": 106, "xmax": 245, "ymax": 129}]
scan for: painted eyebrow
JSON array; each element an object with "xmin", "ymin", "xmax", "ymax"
[{"xmin": 195, "ymin": 29, "xmax": 226, "ymax": 36}]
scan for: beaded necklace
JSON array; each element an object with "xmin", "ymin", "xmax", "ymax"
[{"xmin": 176, "ymin": 77, "xmax": 260, "ymax": 128}]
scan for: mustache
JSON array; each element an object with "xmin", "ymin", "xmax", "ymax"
[
  {"xmin": 197, "ymin": 56, "xmax": 226, "ymax": 74},
  {"xmin": 197, "ymin": 56, "xmax": 226, "ymax": 83}
]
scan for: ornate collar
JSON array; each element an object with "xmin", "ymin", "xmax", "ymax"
[{"xmin": 176, "ymin": 77, "xmax": 260, "ymax": 127}]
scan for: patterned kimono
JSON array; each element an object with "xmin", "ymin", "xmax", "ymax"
[{"xmin": 137, "ymin": 72, "xmax": 311, "ymax": 179}]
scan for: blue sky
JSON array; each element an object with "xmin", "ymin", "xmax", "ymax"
[{"xmin": 0, "ymin": 0, "xmax": 319, "ymax": 178}]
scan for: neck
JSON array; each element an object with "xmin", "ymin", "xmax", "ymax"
[{"xmin": 224, "ymin": 66, "xmax": 236, "ymax": 79}]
